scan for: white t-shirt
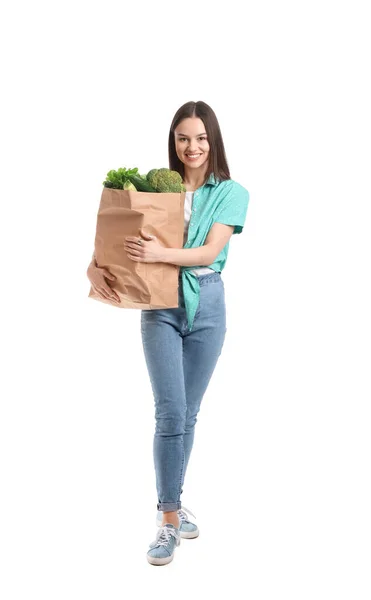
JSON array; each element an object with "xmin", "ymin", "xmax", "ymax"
[{"xmin": 184, "ymin": 191, "xmax": 214, "ymax": 277}]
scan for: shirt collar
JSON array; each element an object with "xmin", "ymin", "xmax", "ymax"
[{"xmin": 205, "ymin": 173, "xmax": 218, "ymax": 186}]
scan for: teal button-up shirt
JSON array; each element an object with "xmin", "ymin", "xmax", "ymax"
[{"xmin": 181, "ymin": 173, "xmax": 250, "ymax": 331}]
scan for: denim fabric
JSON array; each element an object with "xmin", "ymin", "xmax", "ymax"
[{"xmin": 140, "ymin": 271, "xmax": 227, "ymax": 512}]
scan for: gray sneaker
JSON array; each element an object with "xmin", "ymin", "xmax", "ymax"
[{"xmin": 147, "ymin": 523, "xmax": 181, "ymax": 566}]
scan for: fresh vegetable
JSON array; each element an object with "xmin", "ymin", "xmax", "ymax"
[
  {"xmin": 146, "ymin": 168, "xmax": 186, "ymax": 193},
  {"xmin": 126, "ymin": 174, "xmax": 156, "ymax": 192},
  {"xmin": 123, "ymin": 180, "xmax": 137, "ymax": 190},
  {"xmin": 102, "ymin": 166, "xmax": 185, "ymax": 192},
  {"xmin": 146, "ymin": 169, "xmax": 160, "ymax": 185},
  {"xmin": 102, "ymin": 167, "xmax": 140, "ymax": 189}
]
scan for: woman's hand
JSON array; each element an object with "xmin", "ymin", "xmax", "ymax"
[
  {"xmin": 87, "ymin": 262, "xmax": 120, "ymax": 304},
  {"xmin": 124, "ymin": 228, "xmax": 167, "ymax": 263}
]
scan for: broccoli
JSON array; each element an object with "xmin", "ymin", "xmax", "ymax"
[
  {"xmin": 146, "ymin": 169, "xmax": 160, "ymax": 187},
  {"xmin": 146, "ymin": 168, "xmax": 186, "ymax": 193}
]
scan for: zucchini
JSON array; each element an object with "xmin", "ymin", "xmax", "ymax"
[{"xmin": 127, "ymin": 174, "xmax": 157, "ymax": 192}]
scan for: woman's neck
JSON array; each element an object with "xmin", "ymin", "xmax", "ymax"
[{"xmin": 182, "ymin": 164, "xmax": 208, "ymax": 191}]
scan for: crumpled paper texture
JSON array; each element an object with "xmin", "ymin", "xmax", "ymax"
[{"xmin": 88, "ymin": 187, "xmax": 186, "ymax": 309}]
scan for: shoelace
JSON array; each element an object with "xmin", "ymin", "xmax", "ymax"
[
  {"xmin": 177, "ymin": 505, "xmax": 196, "ymax": 524},
  {"xmin": 152, "ymin": 525, "xmax": 179, "ymax": 547}
]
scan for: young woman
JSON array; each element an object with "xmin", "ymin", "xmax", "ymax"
[{"xmin": 87, "ymin": 100, "xmax": 250, "ymax": 566}]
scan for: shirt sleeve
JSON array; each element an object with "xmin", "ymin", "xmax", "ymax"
[{"xmin": 212, "ymin": 182, "xmax": 250, "ymax": 234}]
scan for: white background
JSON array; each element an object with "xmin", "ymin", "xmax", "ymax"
[{"xmin": 1, "ymin": 0, "xmax": 370, "ymax": 597}]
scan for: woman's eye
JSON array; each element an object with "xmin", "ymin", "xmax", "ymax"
[{"xmin": 179, "ymin": 137, "xmax": 206, "ymax": 141}]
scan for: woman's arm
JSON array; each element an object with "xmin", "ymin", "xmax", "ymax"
[
  {"xmin": 162, "ymin": 246, "xmax": 215, "ymax": 267},
  {"xmin": 162, "ymin": 223, "xmax": 234, "ymax": 267}
]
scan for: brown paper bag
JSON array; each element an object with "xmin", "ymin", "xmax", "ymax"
[{"xmin": 88, "ymin": 187, "xmax": 186, "ymax": 309}]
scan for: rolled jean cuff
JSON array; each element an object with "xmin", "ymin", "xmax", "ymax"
[{"xmin": 157, "ymin": 501, "xmax": 182, "ymax": 512}]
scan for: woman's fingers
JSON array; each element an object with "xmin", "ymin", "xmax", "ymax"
[
  {"xmin": 88, "ymin": 265, "xmax": 121, "ymax": 303},
  {"xmin": 102, "ymin": 270, "xmax": 116, "ymax": 281},
  {"xmin": 93, "ymin": 284, "xmax": 120, "ymax": 303},
  {"xmin": 124, "ymin": 244, "xmax": 140, "ymax": 255},
  {"xmin": 102, "ymin": 288, "xmax": 120, "ymax": 302},
  {"xmin": 93, "ymin": 285, "xmax": 109, "ymax": 300}
]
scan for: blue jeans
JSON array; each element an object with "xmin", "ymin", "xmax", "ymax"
[{"xmin": 140, "ymin": 271, "xmax": 227, "ymax": 512}]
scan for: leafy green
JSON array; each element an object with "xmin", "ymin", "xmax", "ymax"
[{"xmin": 102, "ymin": 167, "xmax": 139, "ymax": 189}]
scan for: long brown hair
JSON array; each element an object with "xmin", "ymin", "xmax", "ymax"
[{"xmin": 168, "ymin": 101, "xmax": 231, "ymax": 184}]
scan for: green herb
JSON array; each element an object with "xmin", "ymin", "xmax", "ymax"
[{"xmin": 102, "ymin": 167, "xmax": 140, "ymax": 189}]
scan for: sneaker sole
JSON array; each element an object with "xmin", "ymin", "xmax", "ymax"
[
  {"xmin": 147, "ymin": 553, "xmax": 175, "ymax": 566},
  {"xmin": 147, "ymin": 537, "xmax": 180, "ymax": 566},
  {"xmin": 156, "ymin": 520, "xmax": 199, "ymax": 539}
]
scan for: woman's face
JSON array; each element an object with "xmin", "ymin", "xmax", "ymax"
[{"xmin": 174, "ymin": 117, "xmax": 210, "ymax": 170}]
